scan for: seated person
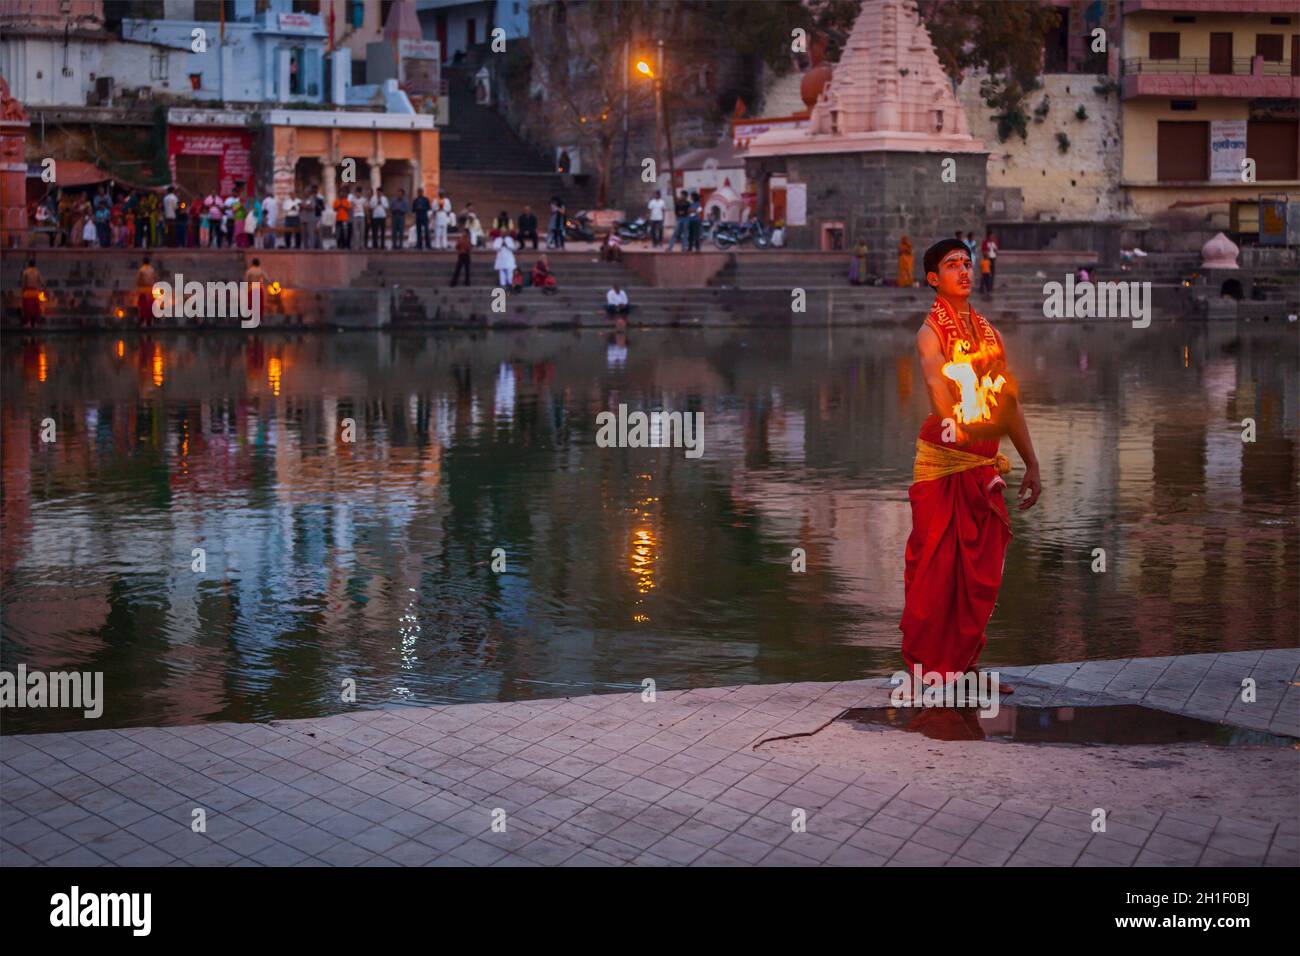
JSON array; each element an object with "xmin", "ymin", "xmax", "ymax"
[
  {"xmin": 511, "ymin": 268, "xmax": 525, "ymax": 293},
  {"xmin": 531, "ymin": 255, "xmax": 559, "ymax": 294},
  {"xmin": 601, "ymin": 231, "xmax": 623, "ymax": 262},
  {"xmin": 605, "ymin": 283, "xmax": 630, "ymax": 317}
]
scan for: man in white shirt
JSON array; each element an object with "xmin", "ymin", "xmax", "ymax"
[
  {"xmin": 162, "ymin": 186, "xmax": 179, "ymax": 246},
  {"xmin": 349, "ymin": 189, "xmax": 366, "ymax": 250},
  {"xmin": 282, "ymin": 193, "xmax": 302, "ymax": 249},
  {"xmin": 646, "ymin": 189, "xmax": 665, "ymax": 247},
  {"xmin": 433, "ymin": 189, "xmax": 452, "ymax": 250},
  {"xmin": 262, "ymin": 193, "xmax": 278, "ymax": 248},
  {"xmin": 368, "ymin": 187, "xmax": 389, "ymax": 249},
  {"xmin": 605, "ymin": 283, "xmax": 630, "ymax": 320}
]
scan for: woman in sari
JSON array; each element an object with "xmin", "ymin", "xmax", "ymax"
[
  {"xmin": 531, "ymin": 254, "xmax": 558, "ymax": 294},
  {"xmin": 848, "ymin": 238, "xmax": 868, "ymax": 285},
  {"xmin": 897, "ymin": 235, "xmax": 914, "ymax": 288}
]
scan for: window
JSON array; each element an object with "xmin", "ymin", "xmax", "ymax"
[
  {"xmin": 348, "ymin": 0, "xmax": 364, "ymax": 28},
  {"xmin": 1157, "ymin": 121, "xmax": 1208, "ymax": 181},
  {"xmin": 194, "ymin": 0, "xmax": 221, "ymax": 20},
  {"xmin": 1256, "ymin": 35, "xmax": 1283, "ymax": 60},
  {"xmin": 149, "ymin": 51, "xmax": 168, "ymax": 82},
  {"xmin": 1170, "ymin": 99, "xmax": 1197, "ymax": 111},
  {"xmin": 1149, "ymin": 33, "xmax": 1180, "ymax": 59},
  {"xmin": 292, "ymin": 1, "xmax": 321, "ymax": 12},
  {"xmin": 1248, "ymin": 120, "xmax": 1299, "ymax": 180},
  {"xmin": 1269, "ymin": 16, "xmax": 1292, "ymax": 25},
  {"xmin": 189, "ymin": 73, "xmax": 202, "ymax": 90},
  {"xmin": 1172, "ymin": 15, "xmax": 1195, "ymax": 23},
  {"xmin": 351, "ymin": 60, "xmax": 365, "ymax": 86},
  {"xmin": 380, "ymin": 1, "xmax": 394, "ymax": 26}
]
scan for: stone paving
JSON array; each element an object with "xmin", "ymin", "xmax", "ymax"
[{"xmin": 1, "ymin": 649, "xmax": 1296, "ymax": 867}]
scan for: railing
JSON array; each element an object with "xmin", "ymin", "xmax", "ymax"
[{"xmin": 1122, "ymin": 57, "xmax": 1293, "ymax": 76}]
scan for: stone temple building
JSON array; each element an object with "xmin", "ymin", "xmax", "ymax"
[{"xmin": 743, "ymin": 0, "xmax": 987, "ymax": 278}]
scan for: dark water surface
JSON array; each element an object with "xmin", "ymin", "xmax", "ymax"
[{"xmin": 2, "ymin": 324, "xmax": 1296, "ymax": 731}]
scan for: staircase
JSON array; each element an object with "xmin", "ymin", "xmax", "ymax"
[{"xmin": 438, "ymin": 63, "xmax": 600, "ymax": 217}]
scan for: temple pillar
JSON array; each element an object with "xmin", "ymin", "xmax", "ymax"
[{"xmin": 0, "ymin": 77, "xmax": 32, "ymax": 249}]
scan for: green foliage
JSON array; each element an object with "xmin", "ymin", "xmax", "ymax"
[
  {"xmin": 991, "ymin": 100, "xmax": 1029, "ymax": 143},
  {"xmin": 1056, "ymin": 131, "xmax": 1071, "ymax": 153},
  {"xmin": 1076, "ymin": 104, "xmax": 1088, "ymax": 121},
  {"xmin": 1093, "ymin": 77, "xmax": 1120, "ymax": 98},
  {"xmin": 1033, "ymin": 95, "xmax": 1050, "ymax": 122},
  {"xmin": 918, "ymin": 0, "xmax": 1063, "ymax": 135}
]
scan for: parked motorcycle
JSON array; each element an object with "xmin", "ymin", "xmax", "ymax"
[
  {"xmin": 615, "ymin": 217, "xmax": 651, "ymax": 242},
  {"xmin": 565, "ymin": 211, "xmax": 596, "ymax": 243},
  {"xmin": 712, "ymin": 219, "xmax": 770, "ymax": 250}
]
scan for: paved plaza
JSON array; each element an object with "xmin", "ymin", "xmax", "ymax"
[{"xmin": 2, "ymin": 649, "xmax": 1296, "ymax": 867}]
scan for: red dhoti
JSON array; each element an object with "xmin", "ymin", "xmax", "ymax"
[
  {"xmin": 21, "ymin": 290, "xmax": 42, "ymax": 327},
  {"xmin": 137, "ymin": 291, "xmax": 153, "ymax": 326},
  {"xmin": 900, "ymin": 297, "xmax": 1013, "ymax": 685}
]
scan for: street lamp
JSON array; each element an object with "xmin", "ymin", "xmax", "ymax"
[{"xmin": 633, "ymin": 41, "xmax": 675, "ymax": 202}]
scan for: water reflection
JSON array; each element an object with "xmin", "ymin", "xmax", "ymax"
[{"xmin": 2, "ymin": 323, "xmax": 1296, "ymax": 731}]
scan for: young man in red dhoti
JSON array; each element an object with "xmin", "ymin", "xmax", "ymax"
[{"xmin": 899, "ymin": 238, "xmax": 1042, "ymax": 696}]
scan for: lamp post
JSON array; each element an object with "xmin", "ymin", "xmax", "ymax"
[{"xmin": 636, "ymin": 42, "xmax": 675, "ymax": 205}]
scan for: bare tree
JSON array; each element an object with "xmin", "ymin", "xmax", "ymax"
[{"xmin": 531, "ymin": 1, "xmax": 656, "ymax": 208}]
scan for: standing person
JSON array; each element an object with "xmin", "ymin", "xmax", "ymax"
[
  {"xmin": 369, "ymin": 186, "xmax": 389, "ymax": 249},
  {"xmin": 433, "ymin": 189, "xmax": 452, "ymax": 250},
  {"xmin": 450, "ymin": 228, "xmax": 473, "ymax": 286},
  {"xmin": 301, "ymin": 185, "xmax": 321, "ymax": 249},
  {"xmin": 980, "ymin": 229, "xmax": 998, "ymax": 293},
  {"xmin": 136, "ymin": 255, "xmax": 159, "ymax": 327},
  {"xmin": 205, "ymin": 193, "xmax": 223, "ymax": 246},
  {"xmin": 20, "ymin": 258, "xmax": 45, "ymax": 328},
  {"xmin": 175, "ymin": 194, "xmax": 190, "ymax": 248},
  {"xmin": 897, "ymin": 235, "xmax": 914, "ymax": 288},
  {"xmin": 162, "ymin": 186, "xmax": 179, "ymax": 245},
  {"xmin": 667, "ymin": 190, "xmax": 689, "ymax": 251},
  {"xmin": 283, "ymin": 191, "xmax": 302, "ymax": 249},
  {"xmin": 244, "ymin": 256, "xmax": 269, "ymax": 318},
  {"xmin": 411, "ymin": 187, "xmax": 431, "ymax": 249},
  {"xmin": 390, "ymin": 188, "xmax": 409, "ymax": 249},
  {"xmin": 331, "ymin": 191, "xmax": 350, "ymax": 250},
  {"xmin": 964, "ymin": 231, "xmax": 978, "ymax": 263},
  {"xmin": 647, "ymin": 189, "xmax": 666, "ymax": 247},
  {"xmin": 848, "ymin": 237, "xmax": 868, "ymax": 285},
  {"xmin": 261, "ymin": 190, "xmax": 278, "ymax": 248},
  {"xmin": 491, "ymin": 209, "xmax": 513, "ymax": 239},
  {"xmin": 80, "ymin": 205, "xmax": 97, "ymax": 246},
  {"xmin": 349, "ymin": 188, "xmax": 366, "ymax": 250},
  {"xmin": 493, "ymin": 231, "xmax": 517, "ymax": 288},
  {"xmin": 93, "ymin": 186, "xmax": 112, "ymax": 248},
  {"xmin": 547, "ymin": 196, "xmax": 565, "ymax": 249},
  {"xmin": 687, "ymin": 191, "xmax": 703, "ymax": 252},
  {"xmin": 517, "ymin": 205, "xmax": 538, "ymax": 250},
  {"xmin": 898, "ymin": 238, "xmax": 1041, "ymax": 698}
]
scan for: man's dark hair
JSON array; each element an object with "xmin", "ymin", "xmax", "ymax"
[
  {"xmin": 251, "ymin": 258, "xmax": 260, "ymax": 266},
  {"xmin": 922, "ymin": 238, "xmax": 969, "ymax": 287}
]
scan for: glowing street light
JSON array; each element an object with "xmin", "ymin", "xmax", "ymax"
[{"xmin": 635, "ymin": 60, "xmax": 654, "ymax": 79}]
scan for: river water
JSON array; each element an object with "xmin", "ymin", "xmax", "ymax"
[{"xmin": 2, "ymin": 323, "xmax": 1296, "ymax": 731}]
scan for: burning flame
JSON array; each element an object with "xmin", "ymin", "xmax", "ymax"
[
  {"xmin": 941, "ymin": 340, "xmax": 1006, "ymax": 424},
  {"xmin": 267, "ymin": 281, "xmax": 282, "ymax": 296}
]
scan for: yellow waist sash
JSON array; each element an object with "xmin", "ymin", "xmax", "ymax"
[{"xmin": 913, "ymin": 439, "xmax": 1011, "ymax": 483}]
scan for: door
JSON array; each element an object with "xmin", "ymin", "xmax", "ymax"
[
  {"xmin": 1210, "ymin": 33, "xmax": 1232, "ymax": 74},
  {"xmin": 1157, "ymin": 121, "xmax": 1209, "ymax": 182}
]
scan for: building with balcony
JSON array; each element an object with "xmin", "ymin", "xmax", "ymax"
[{"xmin": 1118, "ymin": 0, "xmax": 1299, "ymax": 225}]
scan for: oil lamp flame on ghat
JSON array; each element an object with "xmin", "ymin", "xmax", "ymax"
[{"xmin": 941, "ymin": 340, "xmax": 1007, "ymax": 424}]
